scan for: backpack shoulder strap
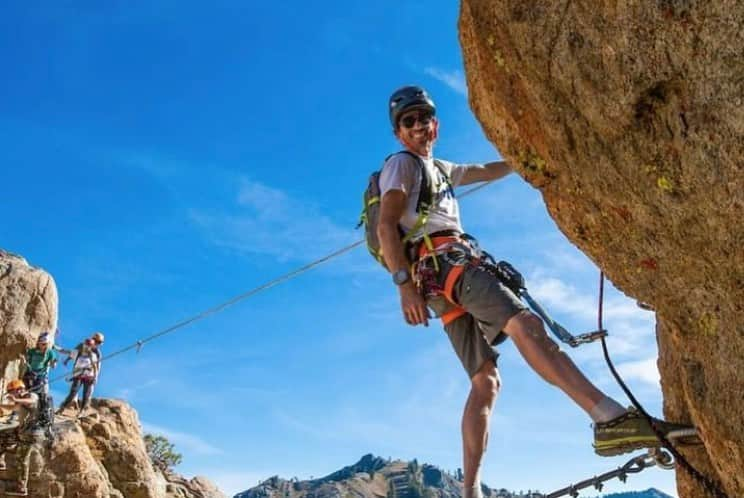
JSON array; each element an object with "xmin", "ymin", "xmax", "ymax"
[
  {"xmin": 382, "ymin": 151, "xmax": 431, "ymax": 213},
  {"xmin": 432, "ymin": 159, "xmax": 453, "ymax": 192}
]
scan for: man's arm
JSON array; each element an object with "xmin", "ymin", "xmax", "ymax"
[
  {"xmin": 1, "ymin": 395, "xmax": 34, "ymax": 409},
  {"xmin": 94, "ymin": 352, "xmax": 101, "ymax": 380},
  {"xmin": 9, "ymin": 397, "xmax": 35, "ymax": 408},
  {"xmin": 457, "ymin": 160, "xmax": 513, "ymax": 186},
  {"xmin": 377, "ymin": 190, "xmax": 429, "ymax": 327},
  {"xmin": 53, "ymin": 344, "xmax": 72, "ymax": 356}
]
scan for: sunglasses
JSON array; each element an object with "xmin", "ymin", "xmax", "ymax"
[{"xmin": 399, "ymin": 111, "xmax": 433, "ymax": 129}]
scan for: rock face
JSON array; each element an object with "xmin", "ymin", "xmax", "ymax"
[
  {"xmin": 0, "ymin": 251, "xmax": 224, "ymax": 498},
  {"xmin": 0, "ymin": 398, "xmax": 226, "ymax": 498},
  {"xmin": 0, "ymin": 250, "xmax": 58, "ymax": 383},
  {"xmin": 458, "ymin": 2, "xmax": 743, "ymax": 497},
  {"xmin": 159, "ymin": 472, "xmax": 227, "ymax": 498}
]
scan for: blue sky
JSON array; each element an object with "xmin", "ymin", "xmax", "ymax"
[{"xmin": 2, "ymin": 3, "xmax": 677, "ymax": 497}]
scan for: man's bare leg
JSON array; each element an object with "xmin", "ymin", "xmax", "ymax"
[
  {"xmin": 462, "ymin": 359, "xmax": 499, "ymax": 498},
  {"xmin": 502, "ymin": 311, "xmax": 624, "ymax": 419}
]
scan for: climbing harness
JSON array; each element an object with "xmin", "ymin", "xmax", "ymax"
[
  {"xmin": 410, "ymin": 231, "xmax": 477, "ymax": 325},
  {"xmin": 413, "ymin": 251, "xmax": 607, "ymax": 345}
]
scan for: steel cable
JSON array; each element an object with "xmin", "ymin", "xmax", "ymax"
[{"xmin": 49, "ymin": 179, "xmax": 497, "ymax": 384}]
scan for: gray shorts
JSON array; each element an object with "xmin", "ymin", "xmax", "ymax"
[{"xmin": 427, "ymin": 259, "xmax": 526, "ymax": 378}]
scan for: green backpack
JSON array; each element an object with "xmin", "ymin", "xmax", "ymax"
[{"xmin": 358, "ymin": 151, "xmax": 451, "ymax": 270}]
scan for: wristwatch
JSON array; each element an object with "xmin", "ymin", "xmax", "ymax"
[{"xmin": 392, "ymin": 269, "xmax": 411, "ymax": 286}]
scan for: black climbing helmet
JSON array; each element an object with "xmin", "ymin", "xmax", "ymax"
[{"xmin": 388, "ymin": 86, "xmax": 436, "ymax": 129}]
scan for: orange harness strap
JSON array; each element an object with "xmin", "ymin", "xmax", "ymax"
[
  {"xmin": 441, "ymin": 307, "xmax": 467, "ymax": 325},
  {"xmin": 415, "ymin": 235, "xmax": 470, "ymax": 326},
  {"xmin": 440, "ymin": 264, "xmax": 467, "ymax": 325}
]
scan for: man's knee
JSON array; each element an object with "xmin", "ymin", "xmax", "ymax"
[
  {"xmin": 505, "ymin": 311, "xmax": 565, "ymax": 359},
  {"xmin": 505, "ymin": 311, "xmax": 553, "ymax": 340},
  {"xmin": 470, "ymin": 361, "xmax": 501, "ymax": 405}
]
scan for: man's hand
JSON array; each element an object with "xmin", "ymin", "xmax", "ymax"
[{"xmin": 399, "ymin": 282, "xmax": 429, "ymax": 327}]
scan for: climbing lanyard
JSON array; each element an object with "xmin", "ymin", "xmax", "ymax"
[{"xmin": 494, "ymin": 261, "xmax": 606, "ymax": 347}]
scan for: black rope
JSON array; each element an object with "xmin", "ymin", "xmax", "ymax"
[{"xmin": 597, "ymin": 272, "xmax": 729, "ymax": 498}]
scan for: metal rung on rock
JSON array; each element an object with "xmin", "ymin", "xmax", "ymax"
[{"xmin": 667, "ymin": 428, "xmax": 698, "ymax": 439}]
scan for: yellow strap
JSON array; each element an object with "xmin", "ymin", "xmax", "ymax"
[
  {"xmin": 375, "ymin": 248, "xmax": 385, "ymax": 265},
  {"xmin": 421, "ymin": 232, "xmax": 439, "ymax": 272},
  {"xmin": 402, "ymin": 210, "xmax": 429, "ymax": 243}
]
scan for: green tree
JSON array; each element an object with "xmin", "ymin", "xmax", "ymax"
[{"xmin": 144, "ymin": 433, "xmax": 183, "ymax": 472}]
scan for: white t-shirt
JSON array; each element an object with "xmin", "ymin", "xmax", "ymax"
[
  {"xmin": 378, "ymin": 152, "xmax": 482, "ymax": 240},
  {"xmin": 71, "ymin": 347, "xmax": 99, "ymax": 378}
]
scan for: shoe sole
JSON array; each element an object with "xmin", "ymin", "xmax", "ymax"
[{"xmin": 594, "ymin": 437, "xmax": 662, "ymax": 457}]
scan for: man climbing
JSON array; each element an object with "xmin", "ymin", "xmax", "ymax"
[
  {"xmin": 22, "ymin": 332, "xmax": 57, "ymax": 396},
  {"xmin": 0, "ymin": 379, "xmax": 41, "ymax": 496},
  {"xmin": 57, "ymin": 334, "xmax": 102, "ymax": 417},
  {"xmin": 376, "ymin": 86, "xmax": 688, "ymax": 498}
]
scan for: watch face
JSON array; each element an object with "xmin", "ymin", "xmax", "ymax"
[{"xmin": 393, "ymin": 270, "xmax": 409, "ymax": 285}]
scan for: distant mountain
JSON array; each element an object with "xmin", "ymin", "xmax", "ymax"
[
  {"xmin": 233, "ymin": 454, "xmax": 671, "ymax": 498},
  {"xmin": 233, "ymin": 454, "xmax": 539, "ymax": 498},
  {"xmin": 597, "ymin": 489, "xmax": 674, "ymax": 498}
]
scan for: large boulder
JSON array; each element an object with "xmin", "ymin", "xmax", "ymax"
[
  {"xmin": 0, "ymin": 250, "xmax": 58, "ymax": 384},
  {"xmin": 459, "ymin": 2, "xmax": 743, "ymax": 497},
  {"xmin": 0, "ymin": 399, "xmax": 225, "ymax": 497},
  {"xmin": 0, "ymin": 250, "xmax": 224, "ymax": 497},
  {"xmin": 158, "ymin": 472, "xmax": 228, "ymax": 498}
]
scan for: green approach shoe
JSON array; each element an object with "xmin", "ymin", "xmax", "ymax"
[{"xmin": 593, "ymin": 408, "xmax": 693, "ymax": 456}]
